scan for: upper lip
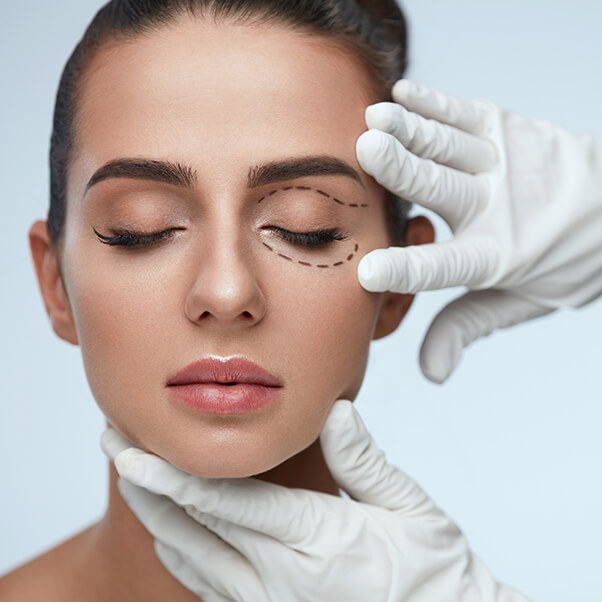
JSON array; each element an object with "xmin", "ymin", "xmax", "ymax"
[{"xmin": 167, "ymin": 356, "xmax": 283, "ymax": 387}]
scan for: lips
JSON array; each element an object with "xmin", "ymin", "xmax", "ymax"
[
  {"xmin": 166, "ymin": 356, "xmax": 283, "ymax": 415},
  {"xmin": 167, "ymin": 356, "xmax": 282, "ymax": 387}
]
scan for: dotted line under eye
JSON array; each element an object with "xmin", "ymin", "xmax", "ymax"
[
  {"xmin": 262, "ymin": 242, "xmax": 360, "ymax": 268},
  {"xmin": 256, "ymin": 186, "xmax": 368, "ymax": 208}
]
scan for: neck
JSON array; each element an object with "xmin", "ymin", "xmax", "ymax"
[{"xmin": 89, "ymin": 437, "xmax": 340, "ymax": 601}]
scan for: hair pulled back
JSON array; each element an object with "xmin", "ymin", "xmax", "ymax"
[{"xmin": 49, "ymin": 0, "xmax": 410, "ymax": 249}]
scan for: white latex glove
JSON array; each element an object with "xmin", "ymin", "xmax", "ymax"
[
  {"xmin": 356, "ymin": 79, "xmax": 602, "ymax": 383},
  {"xmin": 101, "ymin": 400, "xmax": 530, "ymax": 602}
]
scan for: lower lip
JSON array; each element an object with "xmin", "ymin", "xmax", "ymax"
[{"xmin": 167, "ymin": 383, "xmax": 281, "ymax": 415}]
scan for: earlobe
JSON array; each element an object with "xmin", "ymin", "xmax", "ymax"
[
  {"xmin": 29, "ymin": 221, "xmax": 79, "ymax": 345},
  {"xmin": 372, "ymin": 291, "xmax": 413, "ymax": 340}
]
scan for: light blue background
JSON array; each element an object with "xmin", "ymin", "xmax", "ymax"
[{"xmin": 2, "ymin": 1, "xmax": 601, "ymax": 600}]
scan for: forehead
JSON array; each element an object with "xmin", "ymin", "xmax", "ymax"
[{"xmin": 69, "ymin": 16, "xmax": 382, "ymax": 201}]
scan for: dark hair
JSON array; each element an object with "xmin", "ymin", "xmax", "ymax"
[{"xmin": 48, "ymin": 0, "xmax": 410, "ymax": 251}]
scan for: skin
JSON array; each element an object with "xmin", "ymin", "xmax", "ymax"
[{"xmin": 1, "ymin": 14, "xmax": 434, "ymax": 601}]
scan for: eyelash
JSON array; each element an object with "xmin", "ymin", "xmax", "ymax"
[
  {"xmin": 93, "ymin": 227, "xmax": 180, "ymax": 248},
  {"xmin": 267, "ymin": 227, "xmax": 349, "ymax": 248},
  {"xmin": 93, "ymin": 227, "xmax": 349, "ymax": 249}
]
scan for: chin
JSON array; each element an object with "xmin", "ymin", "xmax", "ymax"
[
  {"xmin": 157, "ymin": 431, "xmax": 308, "ymax": 479},
  {"xmin": 178, "ymin": 458, "xmax": 276, "ymax": 479}
]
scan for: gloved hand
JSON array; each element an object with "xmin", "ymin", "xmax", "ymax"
[
  {"xmin": 356, "ymin": 79, "xmax": 602, "ymax": 383},
  {"xmin": 101, "ymin": 400, "xmax": 530, "ymax": 602}
]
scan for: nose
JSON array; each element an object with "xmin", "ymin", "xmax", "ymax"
[{"xmin": 184, "ymin": 239, "xmax": 266, "ymax": 327}]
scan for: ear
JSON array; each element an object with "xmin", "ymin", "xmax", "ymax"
[
  {"xmin": 372, "ymin": 215, "xmax": 435, "ymax": 340},
  {"xmin": 29, "ymin": 220, "xmax": 79, "ymax": 345}
]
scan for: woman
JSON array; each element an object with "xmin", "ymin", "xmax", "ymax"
[{"xmin": 0, "ymin": 0, "xmax": 435, "ymax": 599}]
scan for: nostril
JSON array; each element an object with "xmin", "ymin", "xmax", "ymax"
[{"xmin": 195, "ymin": 310, "xmax": 255, "ymax": 322}]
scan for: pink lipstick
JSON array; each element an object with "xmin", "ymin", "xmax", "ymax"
[{"xmin": 166, "ymin": 356, "xmax": 283, "ymax": 415}]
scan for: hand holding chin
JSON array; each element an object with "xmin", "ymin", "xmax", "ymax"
[{"xmin": 100, "ymin": 400, "xmax": 530, "ymax": 602}]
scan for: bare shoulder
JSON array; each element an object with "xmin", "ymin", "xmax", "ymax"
[{"xmin": 0, "ymin": 524, "xmax": 101, "ymax": 602}]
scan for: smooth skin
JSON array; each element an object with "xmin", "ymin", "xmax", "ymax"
[{"xmin": 1, "ymin": 15, "xmax": 433, "ymax": 602}]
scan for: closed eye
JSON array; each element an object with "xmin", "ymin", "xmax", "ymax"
[
  {"xmin": 268, "ymin": 227, "xmax": 349, "ymax": 248},
  {"xmin": 93, "ymin": 227, "xmax": 183, "ymax": 248}
]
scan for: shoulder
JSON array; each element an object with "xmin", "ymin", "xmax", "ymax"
[{"xmin": 0, "ymin": 525, "xmax": 100, "ymax": 602}]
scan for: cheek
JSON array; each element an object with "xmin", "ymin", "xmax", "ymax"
[
  {"xmin": 267, "ymin": 195, "xmax": 389, "ymax": 401},
  {"xmin": 269, "ymin": 262, "xmax": 381, "ymax": 402},
  {"xmin": 63, "ymin": 245, "xmax": 185, "ymax": 427}
]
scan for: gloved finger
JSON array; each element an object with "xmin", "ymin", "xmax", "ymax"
[
  {"xmin": 365, "ymin": 102, "xmax": 496, "ymax": 173},
  {"xmin": 420, "ymin": 290, "xmax": 555, "ymax": 384},
  {"xmin": 117, "ymin": 478, "xmax": 266, "ymax": 601},
  {"xmin": 100, "ymin": 426, "xmax": 138, "ymax": 461},
  {"xmin": 392, "ymin": 79, "xmax": 490, "ymax": 136},
  {"xmin": 154, "ymin": 542, "xmax": 234, "ymax": 602},
  {"xmin": 188, "ymin": 510, "xmax": 305, "ymax": 569},
  {"xmin": 356, "ymin": 129, "xmax": 487, "ymax": 229},
  {"xmin": 357, "ymin": 239, "xmax": 497, "ymax": 294},
  {"xmin": 116, "ymin": 449, "xmax": 321, "ymax": 545},
  {"xmin": 319, "ymin": 400, "xmax": 437, "ymax": 515}
]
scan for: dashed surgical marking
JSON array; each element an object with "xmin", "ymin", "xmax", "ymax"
[
  {"xmin": 255, "ymin": 186, "xmax": 369, "ymax": 209},
  {"xmin": 261, "ymin": 239, "xmax": 360, "ymax": 269},
  {"xmin": 256, "ymin": 186, "xmax": 365, "ymax": 269}
]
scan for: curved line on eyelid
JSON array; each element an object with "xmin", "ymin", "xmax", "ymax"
[{"xmin": 255, "ymin": 186, "xmax": 368, "ymax": 209}]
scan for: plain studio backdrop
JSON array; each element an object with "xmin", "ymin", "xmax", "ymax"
[{"xmin": 1, "ymin": 1, "xmax": 601, "ymax": 600}]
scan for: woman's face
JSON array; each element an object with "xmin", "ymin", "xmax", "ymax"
[{"xmin": 46, "ymin": 17, "xmax": 410, "ymax": 477}]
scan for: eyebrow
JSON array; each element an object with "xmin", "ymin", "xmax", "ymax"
[
  {"xmin": 85, "ymin": 159, "xmax": 197, "ymax": 196},
  {"xmin": 247, "ymin": 156, "xmax": 365, "ymax": 189},
  {"xmin": 84, "ymin": 154, "xmax": 364, "ymax": 196}
]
